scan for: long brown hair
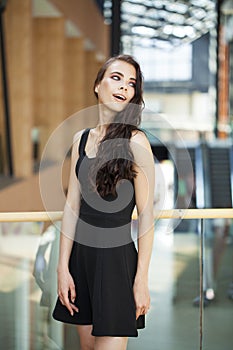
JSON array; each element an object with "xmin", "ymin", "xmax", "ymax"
[{"xmin": 90, "ymin": 54, "xmax": 144, "ymax": 197}]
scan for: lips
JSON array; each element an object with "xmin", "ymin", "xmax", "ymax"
[{"xmin": 113, "ymin": 94, "xmax": 126, "ymax": 101}]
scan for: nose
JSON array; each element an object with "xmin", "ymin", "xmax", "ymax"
[{"xmin": 119, "ymin": 84, "xmax": 127, "ymax": 91}]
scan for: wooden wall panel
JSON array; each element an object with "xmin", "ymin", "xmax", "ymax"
[
  {"xmin": 64, "ymin": 37, "xmax": 85, "ymax": 116},
  {"xmin": 33, "ymin": 17, "xmax": 65, "ymax": 159},
  {"xmin": 1, "ymin": 0, "xmax": 109, "ymax": 181},
  {"xmin": 49, "ymin": 0, "xmax": 110, "ymax": 57},
  {"xmin": 218, "ymin": 25, "xmax": 229, "ymax": 138},
  {"xmin": 0, "ymin": 68, "xmax": 6, "ymax": 173},
  {"xmin": 4, "ymin": 0, "xmax": 33, "ymax": 177},
  {"xmin": 83, "ymin": 51, "xmax": 106, "ymax": 128},
  {"xmin": 84, "ymin": 51, "xmax": 101, "ymax": 108},
  {"xmin": 82, "ymin": 51, "xmax": 102, "ymax": 127}
]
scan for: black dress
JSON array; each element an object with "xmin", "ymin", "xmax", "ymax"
[{"xmin": 52, "ymin": 128, "xmax": 145, "ymax": 337}]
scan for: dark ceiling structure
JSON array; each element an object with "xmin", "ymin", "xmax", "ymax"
[{"xmin": 104, "ymin": 0, "xmax": 217, "ymax": 49}]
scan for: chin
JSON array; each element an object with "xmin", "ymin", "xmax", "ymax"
[{"xmin": 106, "ymin": 101, "xmax": 127, "ymax": 113}]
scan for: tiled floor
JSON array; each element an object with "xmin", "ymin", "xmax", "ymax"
[{"xmin": 0, "ymin": 220, "xmax": 232, "ymax": 350}]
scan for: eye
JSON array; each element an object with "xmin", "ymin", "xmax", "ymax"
[
  {"xmin": 111, "ymin": 75, "xmax": 120, "ymax": 81},
  {"xmin": 129, "ymin": 81, "xmax": 136, "ymax": 88}
]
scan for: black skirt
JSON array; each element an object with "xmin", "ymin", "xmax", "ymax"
[{"xmin": 52, "ymin": 240, "xmax": 145, "ymax": 337}]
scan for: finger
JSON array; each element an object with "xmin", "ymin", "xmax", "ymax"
[
  {"xmin": 59, "ymin": 296, "xmax": 65, "ymax": 305},
  {"xmin": 140, "ymin": 308, "xmax": 146, "ymax": 315},
  {"xmin": 62, "ymin": 294, "xmax": 75, "ymax": 316},
  {"xmin": 65, "ymin": 300, "xmax": 73, "ymax": 314},
  {"xmin": 69, "ymin": 284, "xmax": 76, "ymax": 303},
  {"xmin": 142, "ymin": 305, "xmax": 149, "ymax": 314},
  {"xmin": 58, "ymin": 292, "xmax": 65, "ymax": 305},
  {"xmin": 136, "ymin": 306, "xmax": 148, "ymax": 319},
  {"xmin": 70, "ymin": 303, "xmax": 79, "ymax": 313},
  {"xmin": 136, "ymin": 308, "xmax": 141, "ymax": 320}
]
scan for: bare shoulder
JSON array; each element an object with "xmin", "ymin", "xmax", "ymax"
[
  {"xmin": 130, "ymin": 129, "xmax": 154, "ymax": 169},
  {"xmin": 72, "ymin": 128, "xmax": 86, "ymax": 156},
  {"xmin": 73, "ymin": 128, "xmax": 86, "ymax": 142},
  {"xmin": 131, "ymin": 129, "xmax": 151, "ymax": 150}
]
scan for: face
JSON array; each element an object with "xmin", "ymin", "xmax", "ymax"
[{"xmin": 94, "ymin": 60, "xmax": 137, "ymax": 112}]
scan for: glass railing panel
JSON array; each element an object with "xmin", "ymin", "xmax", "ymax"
[
  {"xmin": 0, "ymin": 221, "xmax": 63, "ymax": 350},
  {"xmin": 128, "ymin": 219, "xmax": 200, "ymax": 350},
  {"xmin": 1, "ymin": 215, "xmax": 232, "ymax": 350},
  {"xmin": 202, "ymin": 219, "xmax": 233, "ymax": 350}
]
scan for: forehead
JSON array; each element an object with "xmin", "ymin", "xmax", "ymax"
[{"xmin": 105, "ymin": 60, "xmax": 136, "ymax": 78}]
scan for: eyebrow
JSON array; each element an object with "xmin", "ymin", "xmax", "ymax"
[{"xmin": 110, "ymin": 71, "xmax": 136, "ymax": 81}]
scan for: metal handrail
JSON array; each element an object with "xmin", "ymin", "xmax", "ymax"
[{"xmin": 0, "ymin": 208, "xmax": 233, "ymax": 222}]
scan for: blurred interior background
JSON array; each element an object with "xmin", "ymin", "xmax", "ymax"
[{"xmin": 0, "ymin": 1, "xmax": 233, "ymax": 349}]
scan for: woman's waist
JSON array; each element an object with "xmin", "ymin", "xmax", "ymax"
[
  {"xmin": 79, "ymin": 209, "xmax": 133, "ymax": 228},
  {"xmin": 75, "ymin": 216, "xmax": 133, "ymax": 248}
]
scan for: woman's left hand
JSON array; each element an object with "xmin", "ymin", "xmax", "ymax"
[{"xmin": 133, "ymin": 278, "xmax": 150, "ymax": 319}]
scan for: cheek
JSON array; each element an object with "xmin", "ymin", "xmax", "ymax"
[
  {"xmin": 97, "ymin": 82, "xmax": 113, "ymax": 102},
  {"xmin": 129, "ymin": 89, "xmax": 136, "ymax": 100},
  {"xmin": 99, "ymin": 80, "xmax": 112, "ymax": 95}
]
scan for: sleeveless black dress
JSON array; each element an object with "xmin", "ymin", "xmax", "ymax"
[{"xmin": 52, "ymin": 128, "xmax": 145, "ymax": 337}]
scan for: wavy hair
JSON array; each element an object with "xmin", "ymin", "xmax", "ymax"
[{"xmin": 90, "ymin": 54, "xmax": 144, "ymax": 197}]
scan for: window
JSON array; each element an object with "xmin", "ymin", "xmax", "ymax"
[{"xmin": 133, "ymin": 44, "xmax": 192, "ymax": 81}]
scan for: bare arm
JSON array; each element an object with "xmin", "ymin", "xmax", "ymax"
[
  {"xmin": 131, "ymin": 130, "xmax": 155, "ymax": 319},
  {"xmin": 57, "ymin": 130, "xmax": 83, "ymax": 316}
]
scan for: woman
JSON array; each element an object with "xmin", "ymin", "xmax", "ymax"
[{"xmin": 53, "ymin": 54, "xmax": 155, "ymax": 350}]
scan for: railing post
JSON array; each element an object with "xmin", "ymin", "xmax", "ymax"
[{"xmin": 199, "ymin": 218, "xmax": 204, "ymax": 350}]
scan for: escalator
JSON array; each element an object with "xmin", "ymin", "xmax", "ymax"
[
  {"xmin": 173, "ymin": 139, "xmax": 233, "ymax": 229},
  {"xmin": 174, "ymin": 140, "xmax": 233, "ymax": 210},
  {"xmin": 203, "ymin": 141, "xmax": 233, "ymax": 208}
]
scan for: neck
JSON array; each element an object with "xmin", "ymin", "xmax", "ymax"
[
  {"xmin": 95, "ymin": 124, "xmax": 108, "ymax": 138},
  {"xmin": 97, "ymin": 103, "xmax": 117, "ymax": 136}
]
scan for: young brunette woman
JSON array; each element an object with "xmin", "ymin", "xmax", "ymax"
[{"xmin": 53, "ymin": 54, "xmax": 155, "ymax": 350}]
